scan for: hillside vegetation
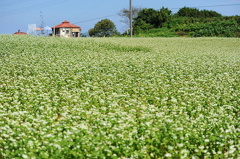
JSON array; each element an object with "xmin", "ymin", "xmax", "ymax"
[
  {"xmin": 132, "ymin": 7, "xmax": 240, "ymax": 37},
  {"xmin": 0, "ymin": 36, "xmax": 239, "ymax": 158}
]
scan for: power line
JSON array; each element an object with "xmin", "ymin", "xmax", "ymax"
[
  {"xmin": 73, "ymin": 14, "xmax": 118, "ymax": 24},
  {"xmin": 68, "ymin": 0, "xmax": 105, "ymax": 21},
  {"xmin": 195, "ymin": 3, "xmax": 240, "ymax": 8},
  {"xmin": 71, "ymin": 2, "xmax": 239, "ymax": 31},
  {"xmin": 1, "ymin": 1, "xmax": 238, "ymax": 28},
  {"xmin": 170, "ymin": 3, "xmax": 240, "ymax": 10},
  {"xmin": 0, "ymin": 0, "xmax": 32, "ymax": 7},
  {"xmin": 72, "ymin": 3, "xmax": 240, "ymax": 25},
  {"xmin": 0, "ymin": 0, "xmax": 70, "ymax": 17}
]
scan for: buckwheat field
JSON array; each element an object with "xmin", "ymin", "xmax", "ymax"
[{"xmin": 0, "ymin": 35, "xmax": 239, "ymax": 158}]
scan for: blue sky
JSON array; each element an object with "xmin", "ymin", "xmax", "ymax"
[{"xmin": 0, "ymin": 0, "xmax": 240, "ymax": 34}]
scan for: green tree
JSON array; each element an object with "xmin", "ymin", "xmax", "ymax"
[
  {"xmin": 200, "ymin": 9, "xmax": 222, "ymax": 18},
  {"xmin": 177, "ymin": 7, "xmax": 222, "ymax": 18},
  {"xmin": 134, "ymin": 8, "xmax": 159, "ymax": 27},
  {"xmin": 133, "ymin": 8, "xmax": 172, "ymax": 34},
  {"xmin": 159, "ymin": 7, "xmax": 172, "ymax": 27},
  {"xmin": 88, "ymin": 19, "xmax": 119, "ymax": 37},
  {"xmin": 133, "ymin": 19, "xmax": 153, "ymax": 34},
  {"xmin": 177, "ymin": 7, "xmax": 200, "ymax": 18},
  {"xmin": 88, "ymin": 28, "xmax": 95, "ymax": 37}
]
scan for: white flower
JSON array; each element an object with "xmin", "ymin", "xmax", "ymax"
[
  {"xmin": 176, "ymin": 127, "xmax": 184, "ymax": 131},
  {"xmin": 22, "ymin": 154, "xmax": 28, "ymax": 159},
  {"xmin": 79, "ymin": 123, "xmax": 88, "ymax": 129},
  {"xmin": 177, "ymin": 143, "xmax": 184, "ymax": 147},
  {"xmin": 199, "ymin": 145, "xmax": 204, "ymax": 150},
  {"xmin": 228, "ymin": 145, "xmax": 236, "ymax": 154},
  {"xmin": 168, "ymin": 146, "xmax": 174, "ymax": 150},
  {"xmin": 165, "ymin": 153, "xmax": 172, "ymax": 158}
]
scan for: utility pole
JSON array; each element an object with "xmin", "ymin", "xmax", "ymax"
[
  {"xmin": 40, "ymin": 11, "xmax": 45, "ymax": 36},
  {"xmin": 53, "ymin": 24, "xmax": 55, "ymax": 37},
  {"xmin": 129, "ymin": 0, "xmax": 133, "ymax": 37}
]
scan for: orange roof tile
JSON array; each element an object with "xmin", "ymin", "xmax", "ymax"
[
  {"xmin": 36, "ymin": 27, "xmax": 42, "ymax": 31},
  {"xmin": 13, "ymin": 30, "xmax": 27, "ymax": 35},
  {"xmin": 52, "ymin": 21, "xmax": 81, "ymax": 29}
]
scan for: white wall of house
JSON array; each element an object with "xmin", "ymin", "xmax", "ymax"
[
  {"xmin": 60, "ymin": 28, "xmax": 70, "ymax": 38},
  {"xmin": 59, "ymin": 28, "xmax": 80, "ymax": 37}
]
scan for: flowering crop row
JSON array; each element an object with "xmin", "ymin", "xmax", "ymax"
[{"xmin": 0, "ymin": 35, "xmax": 239, "ymax": 158}]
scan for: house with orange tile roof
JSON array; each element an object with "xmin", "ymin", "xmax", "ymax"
[{"xmin": 52, "ymin": 21, "xmax": 81, "ymax": 37}]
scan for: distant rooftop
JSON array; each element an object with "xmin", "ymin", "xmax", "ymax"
[
  {"xmin": 52, "ymin": 21, "xmax": 81, "ymax": 29},
  {"xmin": 13, "ymin": 30, "xmax": 27, "ymax": 35}
]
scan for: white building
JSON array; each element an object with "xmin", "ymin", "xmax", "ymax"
[{"xmin": 52, "ymin": 21, "xmax": 81, "ymax": 37}]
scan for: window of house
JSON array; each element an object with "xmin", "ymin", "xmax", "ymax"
[{"xmin": 66, "ymin": 30, "xmax": 69, "ymax": 34}]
